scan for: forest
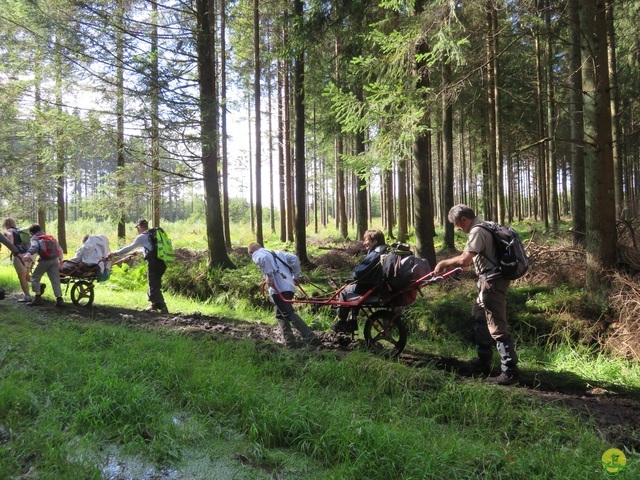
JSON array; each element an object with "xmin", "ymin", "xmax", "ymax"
[
  {"xmin": 0, "ymin": 0, "xmax": 636, "ymax": 288},
  {"xmin": 3, "ymin": 1, "xmax": 640, "ymax": 477}
]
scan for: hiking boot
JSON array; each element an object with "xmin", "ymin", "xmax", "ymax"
[
  {"xmin": 331, "ymin": 320, "xmax": 357, "ymax": 334},
  {"xmin": 55, "ymin": 297, "xmax": 65, "ymax": 308},
  {"xmin": 486, "ymin": 372, "xmax": 519, "ymax": 386},
  {"xmin": 27, "ymin": 295, "xmax": 43, "ymax": 306}
]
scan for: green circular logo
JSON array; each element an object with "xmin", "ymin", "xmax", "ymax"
[{"xmin": 602, "ymin": 448, "xmax": 627, "ymax": 475}]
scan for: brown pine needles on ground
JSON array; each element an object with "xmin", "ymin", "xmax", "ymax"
[{"xmin": 522, "ymin": 223, "xmax": 640, "ymax": 360}]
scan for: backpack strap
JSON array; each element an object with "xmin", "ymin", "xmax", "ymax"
[
  {"xmin": 268, "ymin": 250, "xmax": 294, "ymax": 276},
  {"xmin": 470, "ymin": 222, "xmax": 500, "ymax": 273}
]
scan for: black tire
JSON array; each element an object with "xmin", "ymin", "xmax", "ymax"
[
  {"xmin": 363, "ymin": 310, "xmax": 407, "ymax": 358},
  {"xmin": 71, "ymin": 281, "xmax": 94, "ymax": 307}
]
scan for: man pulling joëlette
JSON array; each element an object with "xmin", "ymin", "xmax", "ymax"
[
  {"xmin": 433, "ymin": 205, "xmax": 519, "ymax": 386},
  {"xmin": 248, "ymin": 242, "xmax": 319, "ymax": 348}
]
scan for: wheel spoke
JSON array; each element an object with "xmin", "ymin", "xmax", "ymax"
[{"xmin": 364, "ymin": 310, "xmax": 407, "ymax": 358}]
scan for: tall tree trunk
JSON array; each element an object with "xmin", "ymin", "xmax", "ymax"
[
  {"xmin": 397, "ymin": 158, "xmax": 408, "ymax": 243},
  {"xmin": 277, "ymin": 58, "xmax": 286, "ymax": 241},
  {"xmin": 267, "ymin": 45, "xmax": 275, "ymax": 234},
  {"xmin": 534, "ymin": 5, "xmax": 549, "ymax": 230},
  {"xmin": 491, "ymin": 3, "xmax": 504, "ymax": 224},
  {"xmin": 247, "ymin": 96, "xmax": 254, "ymax": 232},
  {"xmin": 116, "ymin": 0, "xmax": 126, "ymax": 241},
  {"xmin": 355, "ymin": 132, "xmax": 368, "ymax": 240},
  {"xmin": 196, "ymin": 0, "xmax": 235, "ymax": 269},
  {"xmin": 485, "ymin": 1, "xmax": 498, "ymax": 220},
  {"xmin": 284, "ymin": 60, "xmax": 294, "ymax": 243},
  {"xmin": 54, "ymin": 41, "xmax": 67, "ymax": 252},
  {"xmin": 545, "ymin": 0, "xmax": 559, "ymax": 230},
  {"xmin": 293, "ymin": 0, "xmax": 309, "ymax": 264},
  {"xmin": 413, "ymin": 0, "xmax": 436, "ymax": 267},
  {"xmin": 606, "ymin": 0, "xmax": 623, "ymax": 219},
  {"xmin": 253, "ymin": 0, "xmax": 263, "ymax": 245},
  {"xmin": 334, "ymin": 36, "xmax": 348, "ymax": 240},
  {"xmin": 580, "ymin": 0, "xmax": 616, "ymax": 292},
  {"xmin": 150, "ymin": 0, "xmax": 161, "ymax": 228},
  {"xmin": 221, "ymin": 0, "xmax": 231, "ymax": 247},
  {"xmin": 569, "ymin": 0, "xmax": 586, "ymax": 244},
  {"xmin": 442, "ymin": 58, "xmax": 454, "ymax": 249},
  {"xmin": 336, "ymin": 136, "xmax": 348, "ymax": 239},
  {"xmin": 384, "ymin": 169, "xmax": 393, "ymax": 239}
]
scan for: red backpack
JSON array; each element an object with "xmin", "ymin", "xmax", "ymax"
[{"xmin": 36, "ymin": 234, "xmax": 60, "ymax": 260}]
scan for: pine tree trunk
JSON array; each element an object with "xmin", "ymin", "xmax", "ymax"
[
  {"xmin": 606, "ymin": 0, "xmax": 623, "ymax": 219},
  {"xmin": 116, "ymin": 0, "xmax": 126, "ymax": 241},
  {"xmin": 442, "ymin": 58, "xmax": 454, "ymax": 249},
  {"xmin": 569, "ymin": 0, "xmax": 586, "ymax": 244},
  {"xmin": 221, "ymin": 0, "xmax": 232, "ymax": 247},
  {"xmin": 293, "ymin": 0, "xmax": 309, "ymax": 264},
  {"xmin": 412, "ymin": 0, "xmax": 436, "ymax": 267},
  {"xmin": 580, "ymin": 0, "xmax": 617, "ymax": 292},
  {"xmin": 196, "ymin": 0, "xmax": 235, "ymax": 269},
  {"xmin": 545, "ymin": 0, "xmax": 559, "ymax": 230}
]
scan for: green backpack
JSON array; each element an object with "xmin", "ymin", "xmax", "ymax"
[{"xmin": 147, "ymin": 227, "xmax": 175, "ymax": 264}]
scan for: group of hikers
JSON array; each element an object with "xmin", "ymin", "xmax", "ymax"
[
  {"xmin": 250, "ymin": 204, "xmax": 520, "ymax": 386},
  {"xmin": 0, "ymin": 217, "xmax": 168, "ymax": 313},
  {"xmin": 2, "ymin": 204, "xmax": 520, "ymax": 386}
]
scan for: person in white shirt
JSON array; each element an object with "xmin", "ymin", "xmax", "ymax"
[{"xmin": 249, "ymin": 242, "xmax": 319, "ymax": 347}]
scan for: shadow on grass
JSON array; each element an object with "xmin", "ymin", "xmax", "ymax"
[{"xmin": 399, "ymin": 349, "xmax": 640, "ymax": 398}]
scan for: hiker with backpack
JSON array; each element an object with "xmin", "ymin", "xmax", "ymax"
[
  {"xmin": 433, "ymin": 204, "xmax": 519, "ymax": 386},
  {"xmin": 109, "ymin": 219, "xmax": 169, "ymax": 313},
  {"xmin": 248, "ymin": 242, "xmax": 320, "ymax": 348},
  {"xmin": 331, "ymin": 229, "xmax": 388, "ymax": 334},
  {"xmin": 21, "ymin": 224, "xmax": 65, "ymax": 308},
  {"xmin": 3, "ymin": 217, "xmax": 35, "ymax": 302}
]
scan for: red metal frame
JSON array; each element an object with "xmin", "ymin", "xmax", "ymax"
[{"xmin": 267, "ymin": 267, "xmax": 463, "ymax": 308}]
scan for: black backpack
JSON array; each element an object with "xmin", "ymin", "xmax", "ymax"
[
  {"xmin": 380, "ymin": 243, "xmax": 432, "ymax": 306},
  {"xmin": 475, "ymin": 221, "xmax": 529, "ymax": 280}
]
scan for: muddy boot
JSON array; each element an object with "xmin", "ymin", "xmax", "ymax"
[
  {"xmin": 486, "ymin": 371, "xmax": 519, "ymax": 386},
  {"xmin": 56, "ymin": 297, "xmax": 65, "ymax": 308},
  {"xmin": 331, "ymin": 319, "xmax": 357, "ymax": 334},
  {"xmin": 27, "ymin": 295, "xmax": 43, "ymax": 306},
  {"xmin": 486, "ymin": 340, "xmax": 519, "ymax": 385}
]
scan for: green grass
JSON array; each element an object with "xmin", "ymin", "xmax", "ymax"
[
  {"xmin": 1, "ymin": 221, "xmax": 639, "ymax": 479},
  {"xmin": 0, "ymin": 308, "xmax": 621, "ymax": 479}
]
